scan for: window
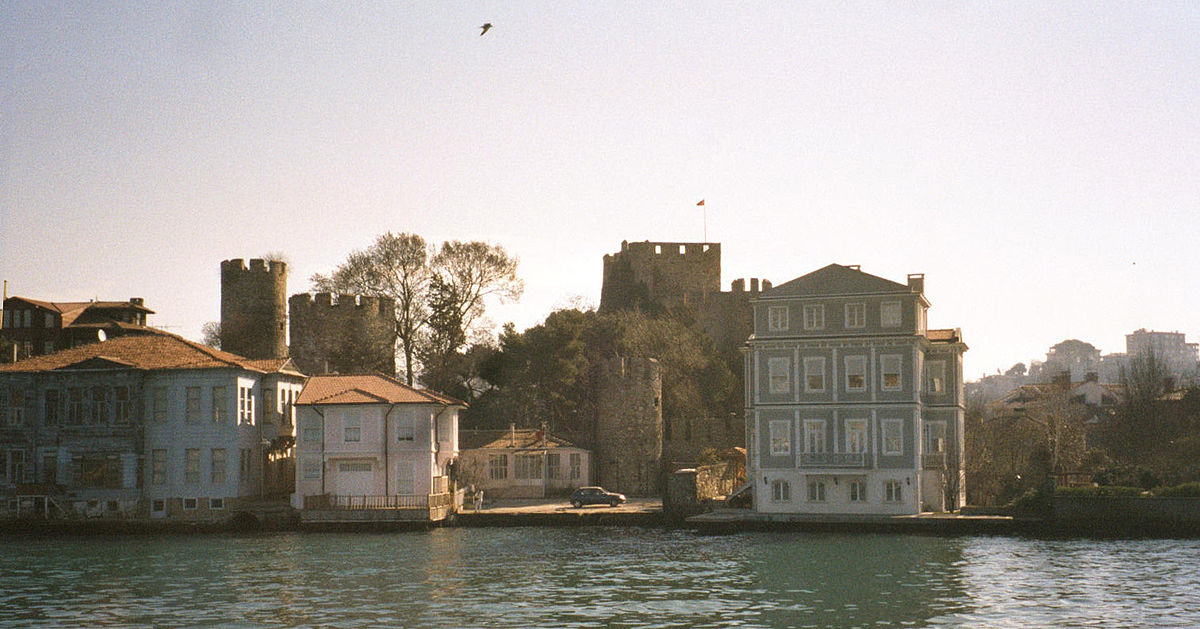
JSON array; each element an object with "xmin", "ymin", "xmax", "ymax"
[
  {"xmin": 211, "ymin": 448, "xmax": 227, "ymax": 484},
  {"xmin": 343, "ymin": 409, "xmax": 361, "ymax": 443},
  {"xmin": 8, "ymin": 450, "xmax": 26, "ymax": 484},
  {"xmin": 845, "ymin": 303, "xmax": 866, "ymax": 328},
  {"xmin": 767, "ymin": 357, "xmax": 790, "ymax": 394},
  {"xmin": 239, "ymin": 449, "xmax": 252, "ymax": 482},
  {"xmin": 881, "ymin": 301, "xmax": 902, "ymax": 328},
  {"xmin": 183, "ymin": 497, "xmax": 198, "ymax": 510},
  {"xmin": 68, "ymin": 388, "xmax": 84, "ymax": 425},
  {"xmin": 302, "ymin": 458, "xmax": 321, "ymax": 480},
  {"xmin": 185, "ymin": 387, "xmax": 201, "ymax": 424},
  {"xmin": 90, "ymin": 386, "xmax": 110, "ymax": 424},
  {"xmin": 769, "ymin": 420, "xmax": 791, "ymax": 456},
  {"xmin": 238, "ymin": 386, "xmax": 253, "ymax": 424},
  {"xmin": 881, "ymin": 355, "xmax": 902, "ymax": 391},
  {"xmin": 771, "ymin": 479, "xmax": 791, "ymax": 502},
  {"xmin": 926, "ymin": 360, "xmax": 946, "ymax": 393},
  {"xmin": 209, "ymin": 498, "xmax": 225, "ymax": 510},
  {"xmin": 883, "ymin": 419, "xmax": 903, "ymax": 455},
  {"xmin": 488, "ymin": 454, "xmax": 508, "ymax": 480},
  {"xmin": 43, "ymin": 341, "xmax": 55, "ymax": 354},
  {"xmin": 212, "ymin": 386, "xmax": 228, "ymax": 423},
  {"xmin": 23, "ymin": 310, "xmax": 31, "ymax": 328},
  {"xmin": 151, "ymin": 499, "xmax": 166, "ymax": 514},
  {"xmin": 925, "ymin": 421, "xmax": 946, "ymax": 454},
  {"xmin": 804, "ymin": 420, "xmax": 826, "ymax": 453},
  {"xmin": 850, "ymin": 480, "xmax": 867, "ymax": 502},
  {"xmin": 515, "ymin": 454, "xmax": 542, "ymax": 480},
  {"xmin": 395, "ymin": 462, "xmax": 415, "ymax": 495},
  {"xmin": 768, "ymin": 306, "xmax": 789, "ymax": 331},
  {"xmin": 802, "ymin": 304, "xmax": 825, "ymax": 330},
  {"xmin": 152, "ymin": 387, "xmax": 168, "ymax": 423},
  {"xmin": 845, "ymin": 419, "xmax": 868, "ymax": 454},
  {"xmin": 151, "ymin": 449, "xmax": 167, "ymax": 485},
  {"xmin": 546, "ymin": 453, "xmax": 560, "ymax": 480},
  {"xmin": 396, "ymin": 409, "xmax": 415, "ymax": 441},
  {"xmin": 44, "ymin": 312, "xmax": 54, "ymax": 328},
  {"xmin": 338, "ymin": 461, "xmax": 372, "ymax": 472},
  {"xmin": 301, "ymin": 417, "xmax": 322, "ymax": 444},
  {"xmin": 7, "ymin": 389, "xmax": 23, "ymax": 426},
  {"xmin": 569, "ymin": 453, "xmax": 581, "ymax": 480},
  {"xmin": 844, "ymin": 356, "xmax": 867, "ymax": 392},
  {"xmin": 185, "ymin": 449, "xmax": 200, "ymax": 484},
  {"xmin": 44, "ymin": 390, "xmax": 60, "ymax": 425},
  {"xmin": 807, "ymin": 480, "xmax": 826, "ymax": 502},
  {"xmin": 42, "ymin": 452, "xmax": 56, "ymax": 485},
  {"xmin": 113, "ymin": 386, "xmax": 131, "ymax": 424},
  {"xmin": 803, "ymin": 357, "xmax": 825, "ymax": 392},
  {"xmin": 885, "ymin": 480, "xmax": 903, "ymax": 502}
]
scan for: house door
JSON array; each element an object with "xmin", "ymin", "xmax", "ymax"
[{"xmin": 334, "ymin": 461, "xmax": 375, "ymax": 496}]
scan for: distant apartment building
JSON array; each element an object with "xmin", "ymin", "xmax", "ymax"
[
  {"xmin": 1098, "ymin": 329, "xmax": 1199, "ymax": 386},
  {"xmin": 0, "ymin": 334, "xmax": 304, "ymax": 519},
  {"xmin": 745, "ymin": 264, "xmax": 967, "ymax": 515},
  {"xmin": 1, "ymin": 296, "xmax": 161, "ymax": 363}
]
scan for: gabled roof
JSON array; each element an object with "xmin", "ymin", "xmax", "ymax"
[
  {"xmin": 459, "ymin": 428, "xmax": 578, "ymax": 450},
  {"xmin": 0, "ymin": 333, "xmax": 291, "ymax": 374},
  {"xmin": 761, "ymin": 264, "xmax": 912, "ymax": 299},
  {"xmin": 4, "ymin": 296, "xmax": 154, "ymax": 326},
  {"xmin": 296, "ymin": 373, "xmax": 464, "ymax": 407}
]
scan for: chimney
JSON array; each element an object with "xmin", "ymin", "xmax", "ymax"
[{"xmin": 907, "ymin": 273, "xmax": 925, "ymax": 293}]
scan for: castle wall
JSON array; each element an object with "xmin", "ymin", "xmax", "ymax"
[
  {"xmin": 593, "ymin": 356, "xmax": 663, "ymax": 496},
  {"xmin": 600, "ymin": 241, "xmax": 721, "ymax": 312},
  {"xmin": 220, "ymin": 259, "xmax": 288, "ymax": 360},
  {"xmin": 288, "ymin": 293, "xmax": 397, "ymax": 376}
]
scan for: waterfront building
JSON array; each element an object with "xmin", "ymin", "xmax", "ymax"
[
  {"xmin": 744, "ymin": 264, "xmax": 967, "ymax": 515},
  {"xmin": 0, "ymin": 334, "xmax": 305, "ymax": 519},
  {"xmin": 459, "ymin": 428, "xmax": 591, "ymax": 499},
  {"xmin": 294, "ymin": 373, "xmax": 462, "ymax": 522}
]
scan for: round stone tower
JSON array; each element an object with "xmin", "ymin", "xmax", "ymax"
[
  {"xmin": 220, "ymin": 258, "xmax": 288, "ymax": 359},
  {"xmin": 594, "ymin": 356, "xmax": 663, "ymax": 497}
]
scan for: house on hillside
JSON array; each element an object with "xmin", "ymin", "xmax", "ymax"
[
  {"xmin": 459, "ymin": 428, "xmax": 591, "ymax": 499},
  {"xmin": 294, "ymin": 374, "xmax": 463, "ymax": 523},
  {"xmin": 0, "ymin": 334, "xmax": 304, "ymax": 520},
  {"xmin": 1, "ymin": 296, "xmax": 162, "ymax": 363},
  {"xmin": 744, "ymin": 264, "xmax": 967, "ymax": 515}
]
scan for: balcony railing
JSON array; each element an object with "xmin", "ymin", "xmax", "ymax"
[
  {"xmin": 304, "ymin": 493, "xmax": 452, "ymax": 511},
  {"xmin": 799, "ymin": 452, "xmax": 868, "ymax": 468},
  {"xmin": 922, "ymin": 453, "xmax": 946, "ymax": 469}
]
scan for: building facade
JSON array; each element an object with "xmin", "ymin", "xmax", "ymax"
[
  {"xmin": 0, "ymin": 334, "xmax": 304, "ymax": 520},
  {"xmin": 294, "ymin": 374, "xmax": 462, "ymax": 522},
  {"xmin": 745, "ymin": 264, "xmax": 967, "ymax": 515}
]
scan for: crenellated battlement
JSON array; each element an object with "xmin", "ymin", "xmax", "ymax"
[
  {"xmin": 287, "ymin": 292, "xmax": 396, "ymax": 376},
  {"xmin": 220, "ymin": 258, "xmax": 289, "ymax": 360},
  {"xmin": 221, "ymin": 258, "xmax": 287, "ymax": 275},
  {"xmin": 289, "ymin": 293, "xmax": 394, "ymax": 316}
]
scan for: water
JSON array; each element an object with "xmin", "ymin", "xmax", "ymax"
[{"xmin": 1, "ymin": 528, "xmax": 1198, "ymax": 628}]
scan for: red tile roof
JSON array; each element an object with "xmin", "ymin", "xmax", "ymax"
[
  {"xmin": 460, "ymin": 428, "xmax": 577, "ymax": 450},
  {"xmin": 296, "ymin": 373, "xmax": 464, "ymax": 407},
  {"xmin": 0, "ymin": 333, "xmax": 291, "ymax": 374}
]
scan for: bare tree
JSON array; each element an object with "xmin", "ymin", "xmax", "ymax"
[{"xmin": 200, "ymin": 321, "xmax": 222, "ymax": 349}]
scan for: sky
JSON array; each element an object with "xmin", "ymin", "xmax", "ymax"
[{"xmin": 3, "ymin": 2, "xmax": 1199, "ymax": 379}]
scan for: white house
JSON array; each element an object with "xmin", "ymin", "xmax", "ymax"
[
  {"xmin": 459, "ymin": 428, "xmax": 591, "ymax": 499},
  {"xmin": 294, "ymin": 374, "xmax": 463, "ymax": 522},
  {"xmin": 745, "ymin": 264, "xmax": 967, "ymax": 516}
]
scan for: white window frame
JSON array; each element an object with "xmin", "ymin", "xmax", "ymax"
[
  {"xmin": 849, "ymin": 479, "xmax": 867, "ymax": 502},
  {"xmin": 767, "ymin": 306, "xmax": 789, "ymax": 332},
  {"xmin": 182, "ymin": 497, "xmax": 198, "ymax": 511},
  {"xmin": 302, "ymin": 458, "xmax": 322, "ymax": 480},
  {"xmin": 769, "ymin": 419, "xmax": 791, "ymax": 456},
  {"xmin": 209, "ymin": 497, "xmax": 225, "ymax": 510},
  {"xmin": 885, "ymin": 480, "xmax": 903, "ymax": 502},
  {"xmin": 488, "ymin": 454, "xmax": 508, "ymax": 480},
  {"xmin": 844, "ymin": 419, "xmax": 868, "ymax": 454},
  {"xmin": 803, "ymin": 420, "xmax": 826, "ymax": 454},
  {"xmin": 881, "ymin": 301, "xmax": 902, "ymax": 328},
  {"xmin": 569, "ymin": 452, "xmax": 581, "ymax": 480},
  {"xmin": 927, "ymin": 360, "xmax": 946, "ymax": 393},
  {"xmin": 211, "ymin": 448, "xmax": 227, "ymax": 485},
  {"xmin": 767, "ymin": 357, "xmax": 791, "ymax": 394},
  {"xmin": 880, "ymin": 354, "xmax": 902, "ymax": 391},
  {"xmin": 882, "ymin": 419, "xmax": 903, "ymax": 456},
  {"xmin": 343, "ymin": 408, "xmax": 361, "ymax": 443},
  {"xmin": 185, "ymin": 448, "xmax": 200, "ymax": 484},
  {"xmin": 771, "ymin": 479, "xmax": 791, "ymax": 502},
  {"xmin": 396, "ymin": 408, "xmax": 416, "ymax": 441},
  {"xmin": 151, "ymin": 449, "xmax": 167, "ymax": 485},
  {"xmin": 925, "ymin": 421, "xmax": 947, "ymax": 454},
  {"xmin": 807, "ymin": 480, "xmax": 826, "ymax": 502},
  {"xmin": 803, "ymin": 357, "xmax": 825, "ymax": 393},
  {"xmin": 802, "ymin": 304, "xmax": 825, "ymax": 330},
  {"xmin": 844, "ymin": 355, "xmax": 867, "ymax": 392},
  {"xmin": 845, "ymin": 302, "xmax": 866, "ymax": 329}
]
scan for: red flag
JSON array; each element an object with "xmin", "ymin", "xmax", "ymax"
[{"xmin": 696, "ymin": 199, "xmax": 705, "ymax": 206}]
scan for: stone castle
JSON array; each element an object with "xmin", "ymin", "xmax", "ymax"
[{"xmin": 219, "ymin": 259, "xmax": 396, "ymax": 375}]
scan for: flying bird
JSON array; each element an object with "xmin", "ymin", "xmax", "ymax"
[{"xmin": 480, "ymin": 23, "xmax": 492, "ymax": 36}]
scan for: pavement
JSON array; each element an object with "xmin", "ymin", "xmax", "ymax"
[{"xmin": 465, "ymin": 497, "xmax": 662, "ymax": 515}]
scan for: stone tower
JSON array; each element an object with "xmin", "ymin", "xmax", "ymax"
[
  {"xmin": 599, "ymin": 240, "xmax": 721, "ymax": 313},
  {"xmin": 220, "ymin": 258, "xmax": 288, "ymax": 360},
  {"xmin": 593, "ymin": 356, "xmax": 663, "ymax": 496},
  {"xmin": 288, "ymin": 292, "xmax": 397, "ymax": 376}
]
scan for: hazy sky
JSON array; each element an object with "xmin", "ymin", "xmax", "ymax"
[{"xmin": 3, "ymin": 3, "xmax": 1199, "ymax": 378}]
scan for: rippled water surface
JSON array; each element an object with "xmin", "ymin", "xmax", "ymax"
[{"xmin": 1, "ymin": 528, "xmax": 1198, "ymax": 628}]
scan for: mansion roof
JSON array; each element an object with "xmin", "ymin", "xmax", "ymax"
[
  {"xmin": 0, "ymin": 333, "xmax": 301, "ymax": 375},
  {"xmin": 763, "ymin": 264, "xmax": 911, "ymax": 298},
  {"xmin": 459, "ymin": 428, "xmax": 580, "ymax": 451},
  {"xmin": 296, "ymin": 373, "xmax": 464, "ymax": 407}
]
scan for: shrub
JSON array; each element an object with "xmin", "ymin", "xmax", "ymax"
[
  {"xmin": 1152, "ymin": 482, "xmax": 1200, "ymax": 498},
  {"xmin": 1054, "ymin": 485, "xmax": 1143, "ymax": 497},
  {"xmin": 1007, "ymin": 488, "xmax": 1052, "ymax": 518}
]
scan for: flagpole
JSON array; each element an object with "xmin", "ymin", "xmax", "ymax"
[{"xmin": 697, "ymin": 199, "xmax": 707, "ymax": 243}]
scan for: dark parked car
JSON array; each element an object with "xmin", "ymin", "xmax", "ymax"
[{"xmin": 570, "ymin": 486, "xmax": 626, "ymax": 508}]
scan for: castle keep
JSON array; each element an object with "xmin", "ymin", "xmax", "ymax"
[
  {"xmin": 220, "ymin": 259, "xmax": 288, "ymax": 360},
  {"xmin": 288, "ymin": 293, "xmax": 396, "ymax": 376}
]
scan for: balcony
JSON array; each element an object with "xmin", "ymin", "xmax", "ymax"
[{"xmin": 799, "ymin": 452, "xmax": 868, "ymax": 468}]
